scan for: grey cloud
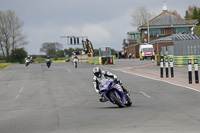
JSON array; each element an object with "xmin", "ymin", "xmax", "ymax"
[{"xmin": 0, "ymin": 0, "xmax": 199, "ymax": 54}]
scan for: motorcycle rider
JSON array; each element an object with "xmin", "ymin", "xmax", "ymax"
[
  {"xmin": 25, "ymin": 55, "xmax": 30, "ymax": 61},
  {"xmin": 46, "ymin": 56, "xmax": 52, "ymax": 63},
  {"xmin": 72, "ymin": 56, "xmax": 79, "ymax": 65},
  {"xmin": 92, "ymin": 67, "xmax": 129, "ymax": 102},
  {"xmin": 30, "ymin": 56, "xmax": 34, "ymax": 63},
  {"xmin": 25, "ymin": 56, "xmax": 30, "ymax": 63},
  {"xmin": 72, "ymin": 56, "xmax": 79, "ymax": 61}
]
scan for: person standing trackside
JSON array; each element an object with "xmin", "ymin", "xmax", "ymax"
[
  {"xmin": 124, "ymin": 51, "xmax": 127, "ymax": 59},
  {"xmin": 90, "ymin": 52, "xmax": 93, "ymax": 57}
]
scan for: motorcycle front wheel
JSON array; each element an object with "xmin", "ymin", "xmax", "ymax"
[{"xmin": 109, "ymin": 92, "xmax": 125, "ymax": 108}]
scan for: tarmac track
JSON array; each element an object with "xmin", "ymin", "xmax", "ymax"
[{"xmin": 0, "ymin": 60, "xmax": 200, "ymax": 133}]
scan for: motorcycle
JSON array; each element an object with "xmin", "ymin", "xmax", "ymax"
[
  {"xmin": 99, "ymin": 79, "xmax": 132, "ymax": 108},
  {"xmin": 25, "ymin": 59, "xmax": 30, "ymax": 67},
  {"xmin": 73, "ymin": 58, "xmax": 78, "ymax": 68},
  {"xmin": 46, "ymin": 59, "xmax": 51, "ymax": 68}
]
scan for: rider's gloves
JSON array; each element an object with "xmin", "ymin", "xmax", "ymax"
[
  {"xmin": 118, "ymin": 80, "xmax": 123, "ymax": 85},
  {"xmin": 114, "ymin": 78, "xmax": 118, "ymax": 84}
]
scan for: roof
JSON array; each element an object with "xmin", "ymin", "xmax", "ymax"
[
  {"xmin": 140, "ymin": 11, "xmax": 198, "ymax": 28},
  {"xmin": 149, "ymin": 33, "xmax": 200, "ymax": 44},
  {"xmin": 127, "ymin": 31, "xmax": 140, "ymax": 34}
]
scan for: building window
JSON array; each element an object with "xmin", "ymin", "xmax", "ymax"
[
  {"xmin": 129, "ymin": 34, "xmax": 135, "ymax": 39},
  {"xmin": 136, "ymin": 34, "xmax": 140, "ymax": 39},
  {"xmin": 160, "ymin": 29, "xmax": 165, "ymax": 35},
  {"xmin": 172, "ymin": 27, "xmax": 189, "ymax": 34},
  {"xmin": 150, "ymin": 28, "xmax": 165, "ymax": 36},
  {"xmin": 150, "ymin": 29, "xmax": 159, "ymax": 36},
  {"xmin": 172, "ymin": 28, "xmax": 176, "ymax": 34}
]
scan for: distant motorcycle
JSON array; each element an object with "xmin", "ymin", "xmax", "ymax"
[
  {"xmin": 30, "ymin": 59, "xmax": 34, "ymax": 64},
  {"xmin": 46, "ymin": 59, "xmax": 51, "ymax": 68},
  {"xmin": 99, "ymin": 79, "xmax": 132, "ymax": 108},
  {"xmin": 25, "ymin": 59, "xmax": 30, "ymax": 67},
  {"xmin": 66, "ymin": 59, "xmax": 70, "ymax": 62}
]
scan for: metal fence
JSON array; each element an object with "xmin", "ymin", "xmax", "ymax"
[
  {"xmin": 174, "ymin": 40, "xmax": 200, "ymax": 56},
  {"xmin": 168, "ymin": 46, "xmax": 174, "ymax": 55}
]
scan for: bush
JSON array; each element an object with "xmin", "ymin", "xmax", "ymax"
[
  {"xmin": 10, "ymin": 48, "xmax": 27, "ymax": 64},
  {"xmin": 54, "ymin": 56, "xmax": 58, "ymax": 61}
]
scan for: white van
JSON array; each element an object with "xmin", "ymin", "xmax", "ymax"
[{"xmin": 139, "ymin": 43, "xmax": 155, "ymax": 60}]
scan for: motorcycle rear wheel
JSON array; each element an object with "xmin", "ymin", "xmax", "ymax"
[{"xmin": 125, "ymin": 95, "xmax": 132, "ymax": 107}]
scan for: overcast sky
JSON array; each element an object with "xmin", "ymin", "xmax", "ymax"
[{"xmin": 0, "ymin": 0, "xmax": 200, "ymax": 54}]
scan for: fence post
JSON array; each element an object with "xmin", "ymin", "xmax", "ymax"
[
  {"xmin": 160, "ymin": 57, "xmax": 164, "ymax": 78},
  {"xmin": 165, "ymin": 58, "xmax": 169, "ymax": 78},
  {"xmin": 188, "ymin": 59, "xmax": 192, "ymax": 84},
  {"xmin": 170, "ymin": 58, "xmax": 174, "ymax": 77},
  {"xmin": 194, "ymin": 59, "xmax": 199, "ymax": 84}
]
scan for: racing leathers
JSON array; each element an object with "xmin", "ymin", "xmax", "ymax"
[{"xmin": 93, "ymin": 70, "xmax": 128, "ymax": 102}]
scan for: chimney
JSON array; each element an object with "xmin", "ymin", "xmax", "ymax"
[{"xmin": 162, "ymin": 1, "xmax": 168, "ymax": 12}]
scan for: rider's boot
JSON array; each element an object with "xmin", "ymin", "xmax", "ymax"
[
  {"xmin": 121, "ymin": 86, "xmax": 130, "ymax": 96},
  {"xmin": 99, "ymin": 94, "xmax": 108, "ymax": 102}
]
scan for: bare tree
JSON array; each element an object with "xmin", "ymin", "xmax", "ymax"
[
  {"xmin": 0, "ymin": 10, "xmax": 28, "ymax": 62},
  {"xmin": 184, "ymin": 5, "xmax": 199, "ymax": 19},
  {"xmin": 169, "ymin": 10, "xmax": 181, "ymax": 18},
  {"xmin": 130, "ymin": 7, "xmax": 155, "ymax": 27},
  {"xmin": 40, "ymin": 42, "xmax": 63, "ymax": 56}
]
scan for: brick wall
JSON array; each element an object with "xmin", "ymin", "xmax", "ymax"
[
  {"xmin": 124, "ymin": 45, "xmax": 140, "ymax": 58},
  {"xmin": 153, "ymin": 42, "xmax": 174, "ymax": 55}
]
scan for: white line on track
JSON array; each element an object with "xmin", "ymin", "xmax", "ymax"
[
  {"xmin": 112, "ymin": 69, "xmax": 200, "ymax": 93},
  {"xmin": 15, "ymin": 79, "xmax": 28, "ymax": 99},
  {"xmin": 140, "ymin": 91, "xmax": 152, "ymax": 98}
]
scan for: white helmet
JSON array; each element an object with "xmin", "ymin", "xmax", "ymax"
[{"xmin": 93, "ymin": 67, "xmax": 102, "ymax": 77}]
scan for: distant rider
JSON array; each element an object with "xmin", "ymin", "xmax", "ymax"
[
  {"xmin": 46, "ymin": 56, "xmax": 52, "ymax": 63},
  {"xmin": 92, "ymin": 67, "xmax": 129, "ymax": 102},
  {"xmin": 72, "ymin": 56, "xmax": 79, "ymax": 61},
  {"xmin": 25, "ymin": 56, "xmax": 30, "ymax": 62},
  {"xmin": 72, "ymin": 56, "xmax": 79, "ymax": 63},
  {"xmin": 30, "ymin": 56, "xmax": 34, "ymax": 63}
]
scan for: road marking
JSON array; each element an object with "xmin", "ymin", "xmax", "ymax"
[
  {"xmin": 16, "ymin": 79, "xmax": 27, "ymax": 99},
  {"xmin": 140, "ymin": 91, "xmax": 152, "ymax": 98},
  {"xmin": 68, "ymin": 68, "xmax": 71, "ymax": 72},
  {"xmin": 112, "ymin": 69, "xmax": 200, "ymax": 93}
]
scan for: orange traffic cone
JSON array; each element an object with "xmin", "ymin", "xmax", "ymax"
[
  {"xmin": 110, "ymin": 58, "xmax": 113, "ymax": 64},
  {"xmin": 152, "ymin": 58, "xmax": 154, "ymax": 63}
]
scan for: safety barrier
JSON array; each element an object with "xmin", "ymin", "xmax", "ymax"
[
  {"xmin": 72, "ymin": 54, "xmax": 88, "ymax": 63},
  {"xmin": 157, "ymin": 55, "xmax": 200, "ymax": 66},
  {"xmin": 87, "ymin": 56, "xmax": 115, "ymax": 65},
  {"xmin": 171, "ymin": 56, "xmax": 200, "ymax": 66},
  {"xmin": 88, "ymin": 57, "xmax": 102, "ymax": 65}
]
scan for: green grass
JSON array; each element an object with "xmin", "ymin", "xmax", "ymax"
[{"xmin": 0, "ymin": 63, "xmax": 12, "ymax": 70}]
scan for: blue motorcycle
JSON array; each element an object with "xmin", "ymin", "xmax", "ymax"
[{"xmin": 99, "ymin": 79, "xmax": 132, "ymax": 108}]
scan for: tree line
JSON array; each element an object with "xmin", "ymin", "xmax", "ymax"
[
  {"xmin": 0, "ymin": 10, "xmax": 28, "ymax": 62},
  {"xmin": 184, "ymin": 5, "xmax": 200, "ymax": 35},
  {"xmin": 39, "ymin": 42, "xmax": 116, "ymax": 58}
]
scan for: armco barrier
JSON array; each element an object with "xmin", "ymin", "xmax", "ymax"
[
  {"xmin": 52, "ymin": 60, "xmax": 66, "ymax": 63},
  {"xmin": 87, "ymin": 56, "xmax": 115, "ymax": 65},
  {"xmin": 72, "ymin": 54, "xmax": 88, "ymax": 63},
  {"xmin": 88, "ymin": 57, "xmax": 101, "ymax": 65},
  {"xmin": 167, "ymin": 55, "xmax": 200, "ymax": 66}
]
